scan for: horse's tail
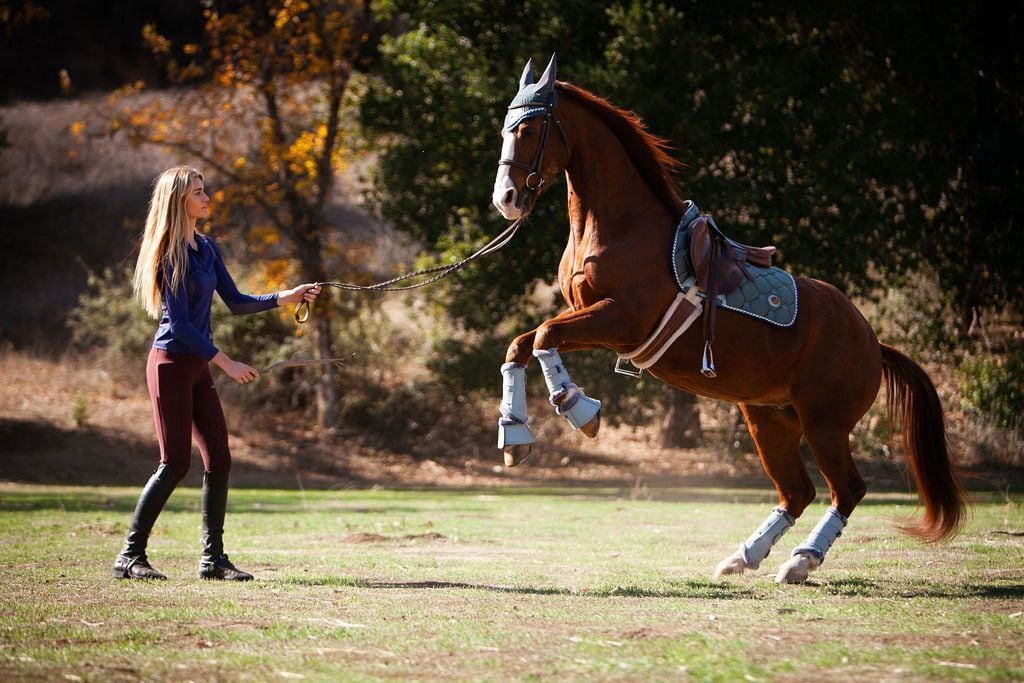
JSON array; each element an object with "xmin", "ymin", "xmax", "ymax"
[{"xmin": 880, "ymin": 343, "xmax": 968, "ymax": 542}]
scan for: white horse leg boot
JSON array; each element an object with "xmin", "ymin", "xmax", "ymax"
[
  {"xmin": 713, "ymin": 506, "xmax": 796, "ymax": 579},
  {"xmin": 776, "ymin": 506, "xmax": 847, "ymax": 584},
  {"xmin": 532, "ymin": 348, "xmax": 601, "ymax": 437},
  {"xmin": 498, "ymin": 362, "xmax": 535, "ymax": 467}
]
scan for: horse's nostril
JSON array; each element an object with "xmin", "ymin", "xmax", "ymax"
[{"xmin": 502, "ymin": 188, "xmax": 515, "ymax": 205}]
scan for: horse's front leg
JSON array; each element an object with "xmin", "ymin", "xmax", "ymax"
[
  {"xmin": 531, "ymin": 298, "xmax": 645, "ymax": 436},
  {"xmin": 497, "ymin": 300, "xmax": 639, "ymax": 466},
  {"xmin": 498, "ymin": 329, "xmax": 597, "ymax": 467},
  {"xmin": 498, "ymin": 329, "xmax": 537, "ymax": 467}
]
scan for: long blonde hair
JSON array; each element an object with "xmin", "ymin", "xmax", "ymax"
[{"xmin": 133, "ymin": 166, "xmax": 203, "ymax": 318}]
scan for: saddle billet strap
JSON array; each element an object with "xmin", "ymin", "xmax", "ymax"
[{"xmin": 689, "ymin": 214, "xmax": 753, "ymax": 379}]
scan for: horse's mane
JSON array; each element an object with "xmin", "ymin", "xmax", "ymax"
[{"xmin": 556, "ymin": 82, "xmax": 685, "ymax": 218}]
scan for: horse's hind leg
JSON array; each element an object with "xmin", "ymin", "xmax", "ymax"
[
  {"xmin": 713, "ymin": 403, "xmax": 815, "ymax": 579},
  {"xmin": 775, "ymin": 413, "xmax": 867, "ymax": 584}
]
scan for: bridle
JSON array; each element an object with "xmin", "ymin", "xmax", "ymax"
[{"xmin": 497, "ymin": 90, "xmax": 569, "ymax": 210}]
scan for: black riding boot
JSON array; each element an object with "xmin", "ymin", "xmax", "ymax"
[
  {"xmin": 198, "ymin": 470, "xmax": 253, "ymax": 581},
  {"xmin": 113, "ymin": 464, "xmax": 179, "ymax": 580}
]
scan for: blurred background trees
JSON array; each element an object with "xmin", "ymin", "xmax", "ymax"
[{"xmin": 1, "ymin": 0, "xmax": 1020, "ymax": 456}]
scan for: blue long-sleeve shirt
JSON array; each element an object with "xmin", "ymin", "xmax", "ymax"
[{"xmin": 152, "ymin": 234, "xmax": 278, "ymax": 360}]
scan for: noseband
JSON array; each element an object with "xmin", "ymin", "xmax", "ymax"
[{"xmin": 498, "ymin": 93, "xmax": 569, "ymax": 208}]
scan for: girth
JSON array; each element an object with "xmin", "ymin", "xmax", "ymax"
[{"xmin": 616, "ymin": 202, "xmax": 778, "ymax": 378}]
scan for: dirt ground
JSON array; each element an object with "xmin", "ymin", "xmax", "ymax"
[{"xmin": 1, "ymin": 353, "xmax": 1019, "ymax": 494}]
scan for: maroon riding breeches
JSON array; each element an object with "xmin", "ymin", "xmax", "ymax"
[{"xmin": 146, "ymin": 348, "xmax": 231, "ymax": 479}]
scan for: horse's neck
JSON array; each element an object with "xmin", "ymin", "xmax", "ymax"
[{"xmin": 563, "ymin": 121, "xmax": 670, "ymax": 240}]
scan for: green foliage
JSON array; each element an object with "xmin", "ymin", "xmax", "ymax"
[
  {"xmin": 67, "ymin": 265, "xmax": 156, "ymax": 377},
  {"xmin": 363, "ymin": 0, "xmax": 1022, "ymax": 414},
  {"xmin": 71, "ymin": 394, "xmax": 88, "ymax": 428},
  {"xmin": 864, "ymin": 270, "xmax": 959, "ymax": 363},
  {"xmin": 958, "ymin": 348, "xmax": 1024, "ymax": 434},
  {"xmin": 587, "ymin": 3, "xmax": 935, "ymax": 289}
]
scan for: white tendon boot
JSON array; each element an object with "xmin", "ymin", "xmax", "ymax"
[
  {"xmin": 498, "ymin": 362, "xmax": 535, "ymax": 467},
  {"xmin": 776, "ymin": 506, "xmax": 847, "ymax": 584},
  {"xmin": 713, "ymin": 506, "xmax": 795, "ymax": 579},
  {"xmin": 532, "ymin": 348, "xmax": 601, "ymax": 436}
]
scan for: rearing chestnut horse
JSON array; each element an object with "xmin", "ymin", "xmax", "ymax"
[{"xmin": 491, "ymin": 55, "xmax": 966, "ymax": 584}]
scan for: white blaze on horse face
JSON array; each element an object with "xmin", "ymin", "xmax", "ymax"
[{"xmin": 493, "ymin": 131, "xmax": 522, "ymax": 220}]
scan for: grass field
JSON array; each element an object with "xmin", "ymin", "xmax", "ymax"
[{"xmin": 1, "ymin": 484, "xmax": 1022, "ymax": 681}]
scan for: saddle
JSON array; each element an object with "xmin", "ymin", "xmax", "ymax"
[
  {"xmin": 688, "ymin": 214, "xmax": 776, "ymax": 377},
  {"xmin": 615, "ymin": 204, "xmax": 784, "ymax": 379}
]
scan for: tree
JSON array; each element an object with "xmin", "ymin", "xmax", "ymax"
[{"xmin": 105, "ymin": 0, "xmax": 377, "ymax": 429}]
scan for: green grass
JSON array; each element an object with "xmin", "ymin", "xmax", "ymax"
[{"xmin": 1, "ymin": 484, "xmax": 1022, "ymax": 681}]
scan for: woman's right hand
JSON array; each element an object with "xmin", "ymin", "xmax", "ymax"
[{"xmin": 212, "ymin": 352, "xmax": 259, "ymax": 384}]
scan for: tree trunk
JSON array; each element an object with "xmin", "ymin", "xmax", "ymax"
[
  {"xmin": 660, "ymin": 389, "xmax": 702, "ymax": 448},
  {"xmin": 310, "ymin": 292, "xmax": 338, "ymax": 432},
  {"xmin": 296, "ymin": 237, "xmax": 337, "ymax": 432}
]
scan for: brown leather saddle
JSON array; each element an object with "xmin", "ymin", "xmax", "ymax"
[{"xmin": 688, "ymin": 214, "xmax": 777, "ymax": 377}]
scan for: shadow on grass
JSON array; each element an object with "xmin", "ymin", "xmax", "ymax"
[
  {"xmin": 0, "ymin": 493, "xmax": 432, "ymax": 517},
  {"xmin": 279, "ymin": 575, "xmax": 755, "ymax": 599},
  {"xmin": 0, "ymin": 490, "xmax": 197, "ymax": 514},
  {"xmin": 816, "ymin": 577, "xmax": 1024, "ymax": 600}
]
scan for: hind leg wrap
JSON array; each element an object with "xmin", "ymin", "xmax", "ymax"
[
  {"xmin": 532, "ymin": 348, "xmax": 601, "ymax": 430},
  {"xmin": 713, "ymin": 505, "xmax": 796, "ymax": 579},
  {"xmin": 791, "ymin": 506, "xmax": 847, "ymax": 563},
  {"xmin": 775, "ymin": 507, "xmax": 846, "ymax": 584},
  {"xmin": 497, "ymin": 362, "xmax": 535, "ymax": 449},
  {"xmin": 740, "ymin": 506, "xmax": 796, "ymax": 569}
]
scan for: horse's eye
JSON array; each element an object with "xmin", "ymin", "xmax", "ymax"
[{"xmin": 519, "ymin": 127, "xmax": 535, "ymax": 138}]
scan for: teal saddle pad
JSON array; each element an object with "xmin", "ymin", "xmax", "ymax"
[{"xmin": 671, "ymin": 203, "xmax": 798, "ymax": 328}]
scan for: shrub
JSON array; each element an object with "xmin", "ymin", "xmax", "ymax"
[
  {"xmin": 864, "ymin": 269, "xmax": 959, "ymax": 362},
  {"xmin": 958, "ymin": 348, "xmax": 1024, "ymax": 435},
  {"xmin": 67, "ymin": 265, "xmax": 154, "ymax": 379}
]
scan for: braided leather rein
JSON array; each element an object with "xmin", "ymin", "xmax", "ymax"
[{"xmin": 294, "ymin": 215, "xmax": 525, "ymax": 324}]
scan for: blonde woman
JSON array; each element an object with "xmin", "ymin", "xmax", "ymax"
[{"xmin": 114, "ymin": 166, "xmax": 321, "ymax": 581}]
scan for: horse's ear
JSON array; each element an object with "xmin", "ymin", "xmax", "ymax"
[
  {"xmin": 519, "ymin": 58, "xmax": 535, "ymax": 89},
  {"xmin": 536, "ymin": 53, "xmax": 557, "ymax": 94}
]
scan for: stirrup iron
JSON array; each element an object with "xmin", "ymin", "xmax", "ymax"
[{"xmin": 701, "ymin": 341, "xmax": 717, "ymax": 378}]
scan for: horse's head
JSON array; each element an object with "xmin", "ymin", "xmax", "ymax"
[{"xmin": 492, "ymin": 54, "xmax": 570, "ymax": 220}]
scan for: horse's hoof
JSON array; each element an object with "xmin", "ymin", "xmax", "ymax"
[
  {"xmin": 503, "ymin": 444, "xmax": 532, "ymax": 468},
  {"xmin": 712, "ymin": 550, "xmax": 748, "ymax": 579},
  {"xmin": 775, "ymin": 552, "xmax": 819, "ymax": 584},
  {"xmin": 580, "ymin": 410, "xmax": 601, "ymax": 438}
]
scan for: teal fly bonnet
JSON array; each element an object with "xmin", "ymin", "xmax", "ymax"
[{"xmin": 504, "ymin": 54, "xmax": 558, "ymax": 131}]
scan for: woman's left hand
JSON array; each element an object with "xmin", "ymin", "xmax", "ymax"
[{"xmin": 279, "ymin": 283, "xmax": 321, "ymax": 306}]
